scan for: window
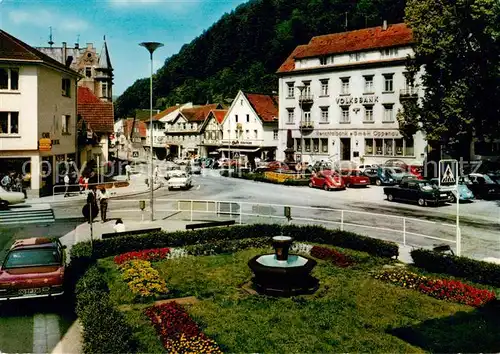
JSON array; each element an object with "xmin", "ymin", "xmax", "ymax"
[
  {"xmin": 62, "ymin": 115, "xmax": 70, "ymax": 134},
  {"xmin": 273, "ymin": 130, "xmax": 278, "ymax": 140},
  {"xmin": 364, "ymin": 106, "xmax": 374, "ymax": 122},
  {"xmin": 321, "ymin": 138, "xmax": 328, "ymax": 153},
  {"xmin": 302, "ymin": 82, "xmax": 311, "ymax": 96},
  {"xmin": 0, "ymin": 68, "xmax": 19, "ymax": 90},
  {"xmin": 85, "ymin": 67, "xmax": 92, "ymax": 78},
  {"xmin": 287, "ymin": 109, "xmax": 294, "ymax": 123},
  {"xmin": 365, "ymin": 138, "xmax": 373, "ymax": 155},
  {"xmin": 341, "ymin": 107, "xmax": 350, "ymax": 123},
  {"xmin": 349, "ymin": 53, "xmax": 365, "ymax": 62},
  {"xmin": 287, "ymin": 83, "xmax": 294, "ymax": 98},
  {"xmin": 364, "ymin": 75, "xmax": 374, "ymax": 93},
  {"xmin": 384, "ymin": 139, "xmax": 393, "ymax": 155},
  {"xmin": 405, "ymin": 138, "xmax": 414, "ymax": 156},
  {"xmin": 246, "ymin": 114, "xmax": 250, "ymax": 123},
  {"xmin": 304, "ymin": 111, "xmax": 311, "ymax": 123},
  {"xmin": 375, "ymin": 139, "xmax": 383, "ymax": 155},
  {"xmin": 381, "ymin": 48, "xmax": 398, "ymax": 58},
  {"xmin": 254, "ymin": 130, "xmax": 258, "ymax": 139},
  {"xmin": 320, "ymin": 57, "xmax": 327, "ymax": 65},
  {"xmin": 102, "ymin": 82, "xmax": 109, "ymax": 97},
  {"xmin": 383, "ymin": 74, "xmax": 394, "ymax": 92},
  {"xmin": 365, "ymin": 138, "xmax": 413, "ymax": 156},
  {"xmin": 320, "ymin": 80, "xmax": 329, "ymax": 96},
  {"xmin": 240, "ymin": 99, "xmax": 243, "ymax": 106},
  {"xmin": 383, "ymin": 104, "xmax": 394, "ymax": 122},
  {"xmin": 304, "ymin": 139, "xmax": 311, "ymax": 152},
  {"xmin": 341, "ymin": 78, "xmax": 350, "ymax": 95},
  {"xmin": 0, "ymin": 112, "xmax": 19, "ymax": 134},
  {"xmin": 313, "ymin": 138, "xmax": 319, "ymax": 152},
  {"xmin": 320, "ymin": 107, "xmax": 329, "ymax": 123},
  {"xmin": 395, "ymin": 139, "xmax": 404, "ymax": 155},
  {"xmin": 61, "ymin": 78, "xmax": 71, "ymax": 97},
  {"xmin": 295, "ymin": 138, "xmax": 301, "ymax": 152},
  {"xmin": 235, "ymin": 114, "xmax": 239, "ymax": 123}
]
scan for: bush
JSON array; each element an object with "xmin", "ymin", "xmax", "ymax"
[
  {"xmin": 75, "ymin": 266, "xmax": 137, "ymax": 353},
  {"xmin": 70, "ymin": 224, "xmax": 399, "ymax": 263},
  {"xmin": 411, "ymin": 249, "xmax": 500, "ymax": 288},
  {"xmin": 184, "ymin": 237, "xmax": 271, "ymax": 255}
]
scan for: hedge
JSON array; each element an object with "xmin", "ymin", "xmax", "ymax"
[
  {"xmin": 220, "ymin": 170, "xmax": 309, "ymax": 186},
  {"xmin": 70, "ymin": 224, "xmax": 399, "ymax": 263},
  {"xmin": 75, "ymin": 266, "xmax": 137, "ymax": 353},
  {"xmin": 411, "ymin": 249, "xmax": 500, "ymax": 288}
]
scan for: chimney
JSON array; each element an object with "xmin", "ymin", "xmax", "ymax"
[
  {"xmin": 62, "ymin": 42, "xmax": 67, "ymax": 65},
  {"xmin": 75, "ymin": 43, "xmax": 79, "ymax": 49},
  {"xmin": 382, "ymin": 20, "xmax": 388, "ymax": 30}
]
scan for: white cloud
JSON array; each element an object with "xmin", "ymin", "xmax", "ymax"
[{"xmin": 8, "ymin": 9, "xmax": 89, "ymax": 32}]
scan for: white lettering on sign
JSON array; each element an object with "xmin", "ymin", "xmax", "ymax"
[
  {"xmin": 336, "ymin": 96, "xmax": 379, "ymax": 105},
  {"xmin": 316, "ymin": 130, "xmax": 401, "ymax": 138}
]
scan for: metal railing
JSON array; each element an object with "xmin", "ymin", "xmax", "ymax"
[
  {"xmin": 400, "ymin": 87, "xmax": 419, "ymax": 96},
  {"xmin": 105, "ymin": 198, "xmax": 458, "ymax": 251},
  {"xmin": 52, "ymin": 180, "xmax": 132, "ymax": 199}
]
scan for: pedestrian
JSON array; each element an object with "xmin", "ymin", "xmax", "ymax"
[
  {"xmin": 98, "ymin": 187, "xmax": 110, "ymax": 222},
  {"xmin": 84, "ymin": 176, "xmax": 89, "ymax": 191},
  {"xmin": 125, "ymin": 164, "xmax": 131, "ymax": 181},
  {"xmin": 1, "ymin": 174, "xmax": 11, "ymax": 191},
  {"xmin": 63, "ymin": 172, "xmax": 70, "ymax": 197},
  {"xmin": 85, "ymin": 187, "xmax": 99, "ymax": 224},
  {"xmin": 113, "ymin": 218, "xmax": 126, "ymax": 233},
  {"xmin": 14, "ymin": 174, "xmax": 23, "ymax": 193},
  {"xmin": 154, "ymin": 165, "xmax": 159, "ymax": 183},
  {"xmin": 78, "ymin": 175, "xmax": 85, "ymax": 194}
]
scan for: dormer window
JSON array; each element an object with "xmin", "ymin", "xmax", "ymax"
[
  {"xmin": 349, "ymin": 53, "xmax": 365, "ymax": 62},
  {"xmin": 320, "ymin": 57, "xmax": 327, "ymax": 65},
  {"xmin": 319, "ymin": 56, "xmax": 334, "ymax": 66},
  {"xmin": 381, "ymin": 48, "xmax": 398, "ymax": 58}
]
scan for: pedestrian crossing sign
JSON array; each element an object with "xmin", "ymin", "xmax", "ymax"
[
  {"xmin": 439, "ymin": 159, "xmax": 458, "ymax": 188},
  {"xmin": 441, "ymin": 164, "xmax": 455, "ymax": 183}
]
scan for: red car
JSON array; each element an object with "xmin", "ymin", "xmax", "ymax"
[
  {"xmin": 309, "ymin": 170, "xmax": 345, "ymax": 191},
  {"xmin": 0, "ymin": 237, "xmax": 66, "ymax": 301},
  {"xmin": 340, "ymin": 169, "xmax": 370, "ymax": 187},
  {"xmin": 267, "ymin": 161, "xmax": 290, "ymax": 171},
  {"xmin": 409, "ymin": 165, "xmax": 424, "ymax": 180}
]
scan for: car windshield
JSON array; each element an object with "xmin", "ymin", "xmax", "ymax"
[
  {"xmin": 3, "ymin": 248, "xmax": 61, "ymax": 268},
  {"xmin": 417, "ymin": 181, "xmax": 436, "ymax": 190},
  {"xmin": 391, "ymin": 168, "xmax": 404, "ymax": 173}
]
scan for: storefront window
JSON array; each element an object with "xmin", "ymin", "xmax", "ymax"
[
  {"xmin": 295, "ymin": 138, "xmax": 301, "ymax": 152},
  {"xmin": 405, "ymin": 138, "xmax": 414, "ymax": 156},
  {"xmin": 395, "ymin": 139, "xmax": 403, "ymax": 155},
  {"xmin": 313, "ymin": 138, "xmax": 319, "ymax": 152},
  {"xmin": 321, "ymin": 138, "xmax": 328, "ymax": 153},
  {"xmin": 384, "ymin": 139, "xmax": 393, "ymax": 156},
  {"xmin": 375, "ymin": 139, "xmax": 383, "ymax": 155},
  {"xmin": 304, "ymin": 139, "xmax": 311, "ymax": 152},
  {"xmin": 365, "ymin": 139, "xmax": 373, "ymax": 155}
]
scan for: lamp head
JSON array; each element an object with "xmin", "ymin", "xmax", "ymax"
[{"xmin": 139, "ymin": 42, "xmax": 164, "ymax": 54}]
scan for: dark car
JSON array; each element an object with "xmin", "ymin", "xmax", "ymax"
[
  {"xmin": 0, "ymin": 237, "xmax": 66, "ymax": 301},
  {"xmin": 384, "ymin": 180, "xmax": 452, "ymax": 206},
  {"xmin": 464, "ymin": 173, "xmax": 500, "ymax": 199},
  {"xmin": 363, "ymin": 167, "xmax": 397, "ymax": 186}
]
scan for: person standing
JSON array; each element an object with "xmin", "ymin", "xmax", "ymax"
[
  {"xmin": 63, "ymin": 173, "xmax": 70, "ymax": 197},
  {"xmin": 97, "ymin": 187, "xmax": 110, "ymax": 222},
  {"xmin": 1, "ymin": 174, "xmax": 11, "ymax": 191},
  {"xmin": 78, "ymin": 175, "xmax": 85, "ymax": 194},
  {"xmin": 85, "ymin": 187, "xmax": 99, "ymax": 224}
]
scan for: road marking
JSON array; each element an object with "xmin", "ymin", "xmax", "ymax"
[{"xmin": 33, "ymin": 314, "xmax": 60, "ymax": 354}]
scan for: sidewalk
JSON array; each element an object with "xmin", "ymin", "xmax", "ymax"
[{"xmin": 27, "ymin": 173, "xmax": 163, "ymax": 205}]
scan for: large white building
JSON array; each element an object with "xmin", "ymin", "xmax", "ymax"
[
  {"xmin": 221, "ymin": 91, "xmax": 279, "ymax": 161},
  {"xmin": 0, "ymin": 30, "xmax": 80, "ymax": 197},
  {"xmin": 276, "ymin": 22, "xmax": 426, "ymax": 166}
]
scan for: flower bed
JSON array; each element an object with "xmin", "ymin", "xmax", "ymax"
[
  {"xmin": 145, "ymin": 302, "xmax": 222, "ymax": 353},
  {"xmin": 310, "ymin": 245, "xmax": 354, "ymax": 267},
  {"xmin": 119, "ymin": 259, "xmax": 169, "ymax": 298},
  {"xmin": 374, "ymin": 268, "xmax": 496, "ymax": 307},
  {"xmin": 114, "ymin": 247, "xmax": 171, "ymax": 264}
]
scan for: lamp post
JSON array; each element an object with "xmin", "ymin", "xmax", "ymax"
[
  {"xmin": 296, "ymin": 85, "xmax": 305, "ymax": 164},
  {"xmin": 140, "ymin": 41, "xmax": 164, "ymax": 221}
]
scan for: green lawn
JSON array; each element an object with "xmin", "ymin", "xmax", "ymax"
[{"xmin": 100, "ymin": 248, "xmax": 500, "ymax": 353}]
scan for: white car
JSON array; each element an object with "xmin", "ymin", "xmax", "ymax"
[
  {"xmin": 0, "ymin": 186, "xmax": 25, "ymax": 209},
  {"xmin": 163, "ymin": 165, "xmax": 183, "ymax": 180},
  {"xmin": 189, "ymin": 162, "xmax": 202, "ymax": 174},
  {"xmin": 167, "ymin": 172, "xmax": 193, "ymax": 190}
]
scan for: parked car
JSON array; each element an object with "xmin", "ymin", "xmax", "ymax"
[
  {"xmin": 163, "ymin": 165, "xmax": 183, "ymax": 180},
  {"xmin": 384, "ymin": 179, "xmax": 452, "ymax": 206},
  {"xmin": 267, "ymin": 161, "xmax": 290, "ymax": 171},
  {"xmin": 429, "ymin": 178, "xmax": 474, "ymax": 203},
  {"xmin": 340, "ymin": 169, "xmax": 370, "ymax": 187},
  {"xmin": 384, "ymin": 167, "xmax": 414, "ymax": 184},
  {"xmin": 363, "ymin": 167, "xmax": 396, "ymax": 186},
  {"xmin": 188, "ymin": 161, "xmax": 202, "ymax": 174},
  {"xmin": 309, "ymin": 170, "xmax": 345, "ymax": 191},
  {"xmin": 0, "ymin": 237, "xmax": 66, "ymax": 301},
  {"xmin": 357, "ymin": 164, "xmax": 379, "ymax": 172},
  {"xmin": 167, "ymin": 172, "xmax": 193, "ymax": 190},
  {"xmin": 463, "ymin": 173, "xmax": 500, "ymax": 199},
  {"xmin": 0, "ymin": 186, "xmax": 25, "ymax": 210},
  {"xmin": 311, "ymin": 161, "xmax": 334, "ymax": 172}
]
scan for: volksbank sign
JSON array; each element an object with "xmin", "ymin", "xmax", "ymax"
[{"xmin": 336, "ymin": 95, "xmax": 379, "ymax": 105}]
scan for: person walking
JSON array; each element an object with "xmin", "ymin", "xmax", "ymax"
[
  {"xmin": 78, "ymin": 175, "xmax": 85, "ymax": 194},
  {"xmin": 63, "ymin": 173, "xmax": 70, "ymax": 197},
  {"xmin": 97, "ymin": 187, "xmax": 110, "ymax": 222},
  {"xmin": 125, "ymin": 164, "xmax": 131, "ymax": 181},
  {"xmin": 1, "ymin": 173, "xmax": 11, "ymax": 191},
  {"xmin": 83, "ymin": 176, "xmax": 89, "ymax": 191}
]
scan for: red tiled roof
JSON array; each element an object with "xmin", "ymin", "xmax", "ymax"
[
  {"xmin": 0, "ymin": 29, "xmax": 80, "ymax": 76},
  {"xmin": 152, "ymin": 105, "xmax": 181, "ymax": 121},
  {"xmin": 211, "ymin": 109, "xmax": 227, "ymax": 124},
  {"xmin": 78, "ymin": 87, "xmax": 101, "ymax": 104},
  {"xmin": 277, "ymin": 23, "xmax": 413, "ymax": 73},
  {"xmin": 181, "ymin": 104, "xmax": 221, "ymax": 122},
  {"xmin": 244, "ymin": 93, "xmax": 279, "ymax": 123},
  {"xmin": 124, "ymin": 118, "xmax": 147, "ymax": 138},
  {"xmin": 77, "ymin": 87, "xmax": 114, "ymax": 133}
]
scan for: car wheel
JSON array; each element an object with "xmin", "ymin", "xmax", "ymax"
[
  {"xmin": 0, "ymin": 200, "xmax": 8, "ymax": 210},
  {"xmin": 387, "ymin": 194, "xmax": 394, "ymax": 201},
  {"xmin": 449, "ymin": 194, "xmax": 457, "ymax": 203},
  {"xmin": 323, "ymin": 184, "xmax": 329, "ymax": 191},
  {"xmin": 168, "ymin": 187, "xmax": 172, "ymax": 191},
  {"xmin": 346, "ymin": 183, "xmax": 351, "ymax": 188},
  {"xmin": 418, "ymin": 198, "xmax": 426, "ymax": 206},
  {"xmin": 376, "ymin": 179, "xmax": 382, "ymax": 186},
  {"xmin": 308, "ymin": 182, "xmax": 313, "ymax": 188}
]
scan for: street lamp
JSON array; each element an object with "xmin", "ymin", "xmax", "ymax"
[
  {"xmin": 140, "ymin": 41, "xmax": 164, "ymax": 221},
  {"xmin": 296, "ymin": 85, "xmax": 305, "ymax": 163}
]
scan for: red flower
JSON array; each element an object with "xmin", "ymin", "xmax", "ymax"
[
  {"xmin": 310, "ymin": 246, "xmax": 353, "ymax": 267},
  {"xmin": 114, "ymin": 247, "xmax": 171, "ymax": 264}
]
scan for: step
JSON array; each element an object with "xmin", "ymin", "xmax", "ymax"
[
  {"xmin": 0, "ymin": 213, "xmax": 54, "ymax": 221},
  {"xmin": 0, "ymin": 218, "xmax": 55, "ymax": 225}
]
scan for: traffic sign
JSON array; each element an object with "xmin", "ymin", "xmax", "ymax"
[
  {"xmin": 132, "ymin": 151, "xmax": 139, "ymax": 158},
  {"xmin": 439, "ymin": 160, "xmax": 458, "ymax": 187}
]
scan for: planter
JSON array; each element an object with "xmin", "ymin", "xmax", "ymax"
[{"xmin": 114, "ymin": 181, "xmax": 130, "ymax": 188}]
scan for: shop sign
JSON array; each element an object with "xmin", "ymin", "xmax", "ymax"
[
  {"xmin": 38, "ymin": 138, "xmax": 52, "ymax": 151},
  {"xmin": 336, "ymin": 95, "xmax": 379, "ymax": 105},
  {"xmin": 316, "ymin": 130, "xmax": 401, "ymax": 138}
]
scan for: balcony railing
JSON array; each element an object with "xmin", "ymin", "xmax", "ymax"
[
  {"xmin": 298, "ymin": 93, "xmax": 314, "ymax": 103},
  {"xmin": 400, "ymin": 87, "xmax": 419, "ymax": 97},
  {"xmin": 299, "ymin": 120, "xmax": 314, "ymax": 130}
]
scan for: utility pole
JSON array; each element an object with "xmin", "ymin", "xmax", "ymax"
[{"xmin": 345, "ymin": 12, "xmax": 348, "ymax": 31}]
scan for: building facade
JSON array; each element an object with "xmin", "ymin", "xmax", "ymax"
[
  {"xmin": 0, "ymin": 30, "xmax": 80, "ymax": 197},
  {"xmin": 199, "ymin": 110, "xmax": 226, "ymax": 157},
  {"xmin": 276, "ymin": 23, "xmax": 426, "ymax": 166},
  {"xmin": 112, "ymin": 118, "xmax": 147, "ymax": 161},
  {"xmin": 221, "ymin": 91, "xmax": 279, "ymax": 161}
]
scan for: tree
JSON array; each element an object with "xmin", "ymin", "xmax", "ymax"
[{"xmin": 405, "ymin": 0, "xmax": 500, "ymax": 159}]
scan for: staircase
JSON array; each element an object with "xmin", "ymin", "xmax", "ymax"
[{"xmin": 0, "ymin": 204, "xmax": 55, "ymax": 225}]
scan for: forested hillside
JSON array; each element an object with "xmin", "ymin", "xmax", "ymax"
[{"xmin": 115, "ymin": 0, "xmax": 406, "ymax": 118}]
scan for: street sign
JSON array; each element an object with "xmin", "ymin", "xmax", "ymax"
[
  {"xmin": 233, "ymin": 152, "xmax": 240, "ymax": 159},
  {"xmin": 132, "ymin": 151, "xmax": 139, "ymax": 158},
  {"xmin": 284, "ymin": 206, "xmax": 291, "ymax": 220},
  {"xmin": 439, "ymin": 159, "xmax": 458, "ymax": 187}
]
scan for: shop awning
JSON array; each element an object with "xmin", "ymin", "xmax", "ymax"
[{"xmin": 218, "ymin": 147, "xmax": 261, "ymax": 153}]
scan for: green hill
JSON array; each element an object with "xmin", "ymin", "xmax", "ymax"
[{"xmin": 115, "ymin": 0, "xmax": 406, "ymax": 118}]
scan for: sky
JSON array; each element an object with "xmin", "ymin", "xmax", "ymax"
[{"xmin": 0, "ymin": 0, "xmax": 247, "ymax": 96}]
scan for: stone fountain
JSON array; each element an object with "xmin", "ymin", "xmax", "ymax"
[{"xmin": 248, "ymin": 235, "xmax": 318, "ymax": 297}]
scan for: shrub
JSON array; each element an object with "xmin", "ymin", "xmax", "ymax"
[
  {"xmin": 145, "ymin": 302, "xmax": 222, "ymax": 353},
  {"xmin": 374, "ymin": 268, "xmax": 497, "ymax": 307},
  {"xmin": 184, "ymin": 237, "xmax": 271, "ymax": 255},
  {"xmin": 411, "ymin": 249, "xmax": 500, "ymax": 287},
  {"xmin": 114, "ymin": 247, "xmax": 171, "ymax": 264},
  {"xmin": 75, "ymin": 266, "xmax": 136, "ymax": 353},
  {"xmin": 70, "ymin": 224, "xmax": 399, "ymax": 263},
  {"xmin": 310, "ymin": 245, "xmax": 354, "ymax": 267},
  {"xmin": 119, "ymin": 260, "xmax": 169, "ymax": 298}
]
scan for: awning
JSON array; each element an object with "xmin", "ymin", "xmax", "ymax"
[{"xmin": 218, "ymin": 147, "xmax": 261, "ymax": 153}]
